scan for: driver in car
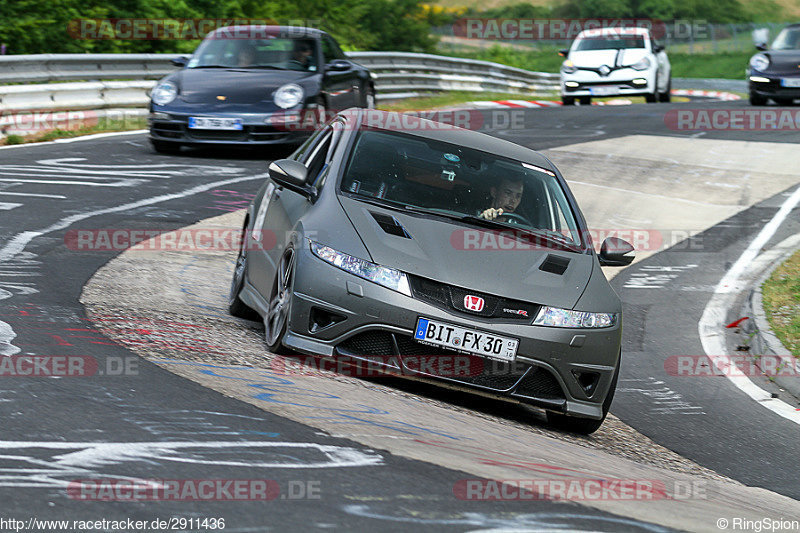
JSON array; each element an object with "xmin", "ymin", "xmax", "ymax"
[{"xmin": 479, "ymin": 176, "xmax": 524, "ymax": 220}]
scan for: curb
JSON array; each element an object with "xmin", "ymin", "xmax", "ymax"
[
  {"xmin": 469, "ymin": 89, "xmax": 741, "ymax": 109},
  {"xmin": 743, "ymin": 237, "xmax": 800, "ymax": 398}
]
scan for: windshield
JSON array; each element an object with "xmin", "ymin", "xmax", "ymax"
[
  {"xmin": 772, "ymin": 28, "xmax": 800, "ymax": 50},
  {"xmin": 574, "ymin": 34, "xmax": 646, "ymax": 51},
  {"xmin": 340, "ymin": 129, "xmax": 583, "ymax": 249},
  {"xmin": 188, "ymin": 37, "xmax": 318, "ymax": 71}
]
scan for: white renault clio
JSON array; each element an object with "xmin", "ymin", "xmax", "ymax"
[{"xmin": 559, "ymin": 27, "xmax": 671, "ymax": 105}]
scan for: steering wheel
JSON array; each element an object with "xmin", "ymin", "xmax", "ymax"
[{"xmin": 497, "ymin": 212, "xmax": 533, "ymax": 226}]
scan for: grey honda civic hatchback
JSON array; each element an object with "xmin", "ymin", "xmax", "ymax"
[{"xmin": 229, "ymin": 109, "xmax": 634, "ymax": 434}]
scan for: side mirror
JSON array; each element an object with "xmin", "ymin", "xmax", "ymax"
[
  {"xmin": 755, "ymin": 42, "xmax": 768, "ymax": 51},
  {"xmin": 268, "ymin": 159, "xmax": 316, "ymax": 200},
  {"xmin": 558, "ymin": 49, "xmax": 569, "ymax": 57},
  {"xmin": 171, "ymin": 56, "xmax": 189, "ymax": 67},
  {"xmin": 598, "ymin": 237, "xmax": 635, "ymax": 267},
  {"xmin": 653, "ymin": 44, "xmax": 664, "ymax": 53},
  {"xmin": 326, "ymin": 59, "xmax": 352, "ymax": 72}
]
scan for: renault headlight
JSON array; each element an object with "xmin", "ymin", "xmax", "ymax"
[
  {"xmin": 310, "ymin": 242, "xmax": 411, "ymax": 296},
  {"xmin": 750, "ymin": 53, "xmax": 769, "ymax": 72},
  {"xmin": 533, "ymin": 306, "xmax": 616, "ymax": 328},
  {"xmin": 630, "ymin": 57, "xmax": 651, "ymax": 71},
  {"xmin": 561, "ymin": 60, "xmax": 578, "ymax": 74},
  {"xmin": 274, "ymin": 83, "xmax": 304, "ymax": 109},
  {"xmin": 151, "ymin": 82, "xmax": 178, "ymax": 105}
]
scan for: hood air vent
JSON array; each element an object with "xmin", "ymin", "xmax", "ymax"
[
  {"xmin": 370, "ymin": 211, "xmax": 411, "ymax": 239},
  {"xmin": 539, "ymin": 254, "xmax": 570, "ymax": 275}
]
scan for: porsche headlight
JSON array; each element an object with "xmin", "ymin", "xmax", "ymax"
[
  {"xmin": 750, "ymin": 53, "xmax": 769, "ymax": 72},
  {"xmin": 561, "ymin": 60, "xmax": 578, "ymax": 74},
  {"xmin": 151, "ymin": 82, "xmax": 178, "ymax": 106},
  {"xmin": 274, "ymin": 83, "xmax": 304, "ymax": 109},
  {"xmin": 533, "ymin": 306, "xmax": 617, "ymax": 328},
  {"xmin": 630, "ymin": 57, "xmax": 651, "ymax": 71},
  {"xmin": 310, "ymin": 241, "xmax": 411, "ymax": 296}
]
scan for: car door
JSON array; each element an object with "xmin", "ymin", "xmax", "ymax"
[
  {"xmin": 247, "ymin": 127, "xmax": 334, "ymax": 297},
  {"xmin": 321, "ymin": 35, "xmax": 359, "ymax": 109}
]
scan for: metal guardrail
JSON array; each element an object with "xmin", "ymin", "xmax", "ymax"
[{"xmin": 0, "ymin": 52, "xmax": 560, "ymax": 115}]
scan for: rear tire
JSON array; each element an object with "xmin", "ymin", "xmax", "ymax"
[
  {"xmin": 561, "ymin": 96, "xmax": 575, "ymax": 106},
  {"xmin": 546, "ymin": 362, "xmax": 620, "ymax": 435},
  {"xmin": 228, "ymin": 228, "xmax": 259, "ymax": 320},
  {"xmin": 659, "ymin": 77, "xmax": 672, "ymax": 102},
  {"xmin": 364, "ymin": 86, "xmax": 376, "ymax": 109},
  {"xmin": 151, "ymin": 139, "xmax": 182, "ymax": 154}
]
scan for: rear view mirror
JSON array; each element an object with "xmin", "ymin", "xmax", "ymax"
[
  {"xmin": 755, "ymin": 42, "xmax": 768, "ymax": 51},
  {"xmin": 268, "ymin": 159, "xmax": 316, "ymax": 200},
  {"xmin": 171, "ymin": 56, "xmax": 189, "ymax": 67},
  {"xmin": 558, "ymin": 49, "xmax": 569, "ymax": 57},
  {"xmin": 598, "ymin": 237, "xmax": 635, "ymax": 267},
  {"xmin": 326, "ymin": 59, "xmax": 352, "ymax": 72}
]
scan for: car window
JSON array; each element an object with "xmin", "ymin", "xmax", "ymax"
[
  {"xmin": 187, "ymin": 36, "xmax": 318, "ymax": 71},
  {"xmin": 574, "ymin": 35, "xmax": 646, "ymax": 51},
  {"xmin": 321, "ymin": 36, "xmax": 345, "ymax": 62},
  {"xmin": 772, "ymin": 27, "xmax": 800, "ymax": 50},
  {"xmin": 292, "ymin": 126, "xmax": 328, "ymax": 162},
  {"xmin": 339, "ymin": 129, "xmax": 583, "ymax": 249}
]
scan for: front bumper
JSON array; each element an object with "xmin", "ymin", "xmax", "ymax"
[
  {"xmin": 148, "ymin": 110, "xmax": 314, "ymax": 146},
  {"xmin": 275, "ymin": 245, "xmax": 621, "ymax": 420},
  {"xmin": 561, "ymin": 67, "xmax": 654, "ymax": 97},
  {"xmin": 749, "ymin": 71, "xmax": 800, "ymax": 100}
]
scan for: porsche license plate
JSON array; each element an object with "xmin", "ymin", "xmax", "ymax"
[
  {"xmin": 414, "ymin": 317, "xmax": 518, "ymax": 361},
  {"xmin": 188, "ymin": 117, "xmax": 243, "ymax": 130},
  {"xmin": 589, "ymin": 86, "xmax": 620, "ymax": 96}
]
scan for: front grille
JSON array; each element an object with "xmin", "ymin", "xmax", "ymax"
[
  {"xmin": 513, "ymin": 367, "xmax": 565, "ymax": 400},
  {"xmin": 152, "ymin": 122, "xmax": 293, "ymax": 143},
  {"xmin": 408, "ymin": 275, "xmax": 538, "ymax": 321},
  {"xmin": 335, "ymin": 331, "xmax": 529, "ymax": 391}
]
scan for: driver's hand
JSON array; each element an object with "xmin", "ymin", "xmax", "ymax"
[{"xmin": 480, "ymin": 208, "xmax": 503, "ymax": 220}]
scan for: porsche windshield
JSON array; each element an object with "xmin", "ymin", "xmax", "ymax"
[
  {"xmin": 772, "ymin": 27, "xmax": 800, "ymax": 50},
  {"xmin": 188, "ymin": 36, "xmax": 318, "ymax": 71},
  {"xmin": 340, "ymin": 129, "xmax": 583, "ymax": 248}
]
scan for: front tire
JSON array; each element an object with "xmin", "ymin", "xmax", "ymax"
[
  {"xmin": 264, "ymin": 247, "xmax": 295, "ymax": 353},
  {"xmin": 579, "ymin": 96, "xmax": 591, "ymax": 106},
  {"xmin": 659, "ymin": 77, "xmax": 672, "ymax": 102},
  {"xmin": 151, "ymin": 139, "xmax": 182, "ymax": 154},
  {"xmin": 561, "ymin": 96, "xmax": 575, "ymax": 106},
  {"xmin": 228, "ymin": 228, "xmax": 259, "ymax": 320},
  {"xmin": 749, "ymin": 92, "xmax": 767, "ymax": 106},
  {"xmin": 364, "ymin": 85, "xmax": 376, "ymax": 109},
  {"xmin": 546, "ymin": 362, "xmax": 620, "ymax": 435}
]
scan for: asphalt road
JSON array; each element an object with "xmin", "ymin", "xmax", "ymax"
[
  {"xmin": 0, "ymin": 98, "xmax": 798, "ymax": 528},
  {"xmin": 0, "ymin": 135, "xmax": 674, "ymax": 531}
]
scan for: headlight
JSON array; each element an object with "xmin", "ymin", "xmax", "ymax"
[
  {"xmin": 750, "ymin": 53, "xmax": 769, "ymax": 71},
  {"xmin": 151, "ymin": 82, "xmax": 178, "ymax": 106},
  {"xmin": 533, "ymin": 306, "xmax": 617, "ymax": 328},
  {"xmin": 274, "ymin": 83, "xmax": 304, "ymax": 109},
  {"xmin": 630, "ymin": 57, "xmax": 651, "ymax": 71},
  {"xmin": 561, "ymin": 60, "xmax": 577, "ymax": 74},
  {"xmin": 310, "ymin": 241, "xmax": 411, "ymax": 297}
]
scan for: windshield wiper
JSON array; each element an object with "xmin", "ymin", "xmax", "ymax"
[{"xmin": 455, "ymin": 215, "xmax": 581, "ymax": 252}]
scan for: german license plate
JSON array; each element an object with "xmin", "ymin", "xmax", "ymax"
[
  {"xmin": 590, "ymin": 86, "xmax": 620, "ymax": 96},
  {"xmin": 414, "ymin": 317, "xmax": 518, "ymax": 362},
  {"xmin": 188, "ymin": 117, "xmax": 243, "ymax": 130},
  {"xmin": 781, "ymin": 78, "xmax": 800, "ymax": 88}
]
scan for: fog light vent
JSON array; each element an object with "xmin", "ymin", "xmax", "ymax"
[
  {"xmin": 572, "ymin": 370, "xmax": 600, "ymax": 397},
  {"xmin": 309, "ymin": 307, "xmax": 346, "ymax": 333}
]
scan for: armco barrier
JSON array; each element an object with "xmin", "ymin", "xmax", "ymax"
[{"xmin": 0, "ymin": 52, "xmax": 559, "ymax": 115}]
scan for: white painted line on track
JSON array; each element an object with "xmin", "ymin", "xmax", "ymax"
[
  {"xmin": 568, "ymin": 179, "xmax": 735, "ymax": 208},
  {"xmin": 0, "ymin": 191, "xmax": 67, "ymax": 199},
  {"xmin": 0, "ymin": 130, "xmax": 148, "ymax": 151},
  {"xmin": 698, "ymin": 185, "xmax": 800, "ymax": 424},
  {"xmin": 0, "ymin": 202, "xmax": 22, "ymax": 211}
]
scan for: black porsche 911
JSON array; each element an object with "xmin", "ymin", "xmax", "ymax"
[
  {"xmin": 749, "ymin": 23, "xmax": 800, "ymax": 105},
  {"xmin": 148, "ymin": 26, "xmax": 375, "ymax": 153}
]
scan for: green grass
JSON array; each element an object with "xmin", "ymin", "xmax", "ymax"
[
  {"xmin": 0, "ymin": 116, "xmax": 147, "ymax": 146},
  {"xmin": 439, "ymin": 44, "xmax": 753, "ymax": 80},
  {"xmin": 761, "ymin": 249, "xmax": 800, "ymax": 358}
]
